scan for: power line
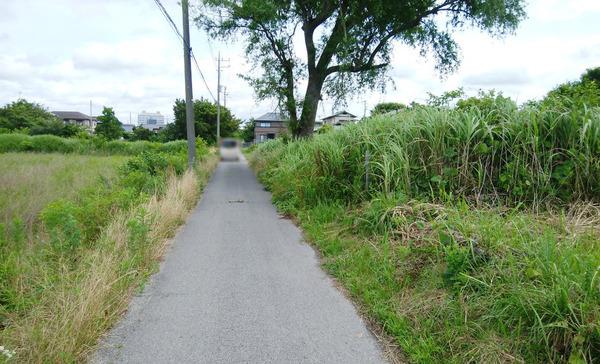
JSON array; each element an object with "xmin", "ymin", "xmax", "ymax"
[
  {"xmin": 191, "ymin": 52, "xmax": 217, "ymax": 102},
  {"xmin": 152, "ymin": 0, "xmax": 182, "ymax": 39},
  {"xmin": 152, "ymin": 0, "xmax": 217, "ymax": 103}
]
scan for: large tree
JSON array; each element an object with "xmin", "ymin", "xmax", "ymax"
[
  {"xmin": 0, "ymin": 99, "xmax": 61, "ymax": 131},
  {"xmin": 171, "ymin": 98, "xmax": 240, "ymax": 144},
  {"xmin": 197, "ymin": 0, "xmax": 526, "ymax": 137},
  {"xmin": 95, "ymin": 107, "xmax": 124, "ymax": 140}
]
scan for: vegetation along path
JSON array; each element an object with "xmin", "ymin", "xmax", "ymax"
[{"xmin": 93, "ymin": 157, "xmax": 386, "ymax": 363}]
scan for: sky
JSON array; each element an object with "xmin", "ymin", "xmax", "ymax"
[{"xmin": 0, "ymin": 0, "xmax": 599, "ymax": 124}]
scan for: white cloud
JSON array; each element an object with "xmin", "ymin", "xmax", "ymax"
[
  {"xmin": 0, "ymin": 0, "xmax": 599, "ymax": 122},
  {"xmin": 463, "ymin": 69, "xmax": 531, "ymax": 87},
  {"xmin": 527, "ymin": 0, "xmax": 600, "ymax": 21}
]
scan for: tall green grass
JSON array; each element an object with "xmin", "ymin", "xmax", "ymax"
[
  {"xmin": 254, "ymin": 103, "xmax": 600, "ymax": 207},
  {"xmin": 0, "ymin": 133, "xmax": 193, "ymax": 156},
  {"xmin": 250, "ymin": 102, "xmax": 600, "ymax": 363}
]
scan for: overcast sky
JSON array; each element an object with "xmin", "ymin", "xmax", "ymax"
[{"xmin": 0, "ymin": 0, "xmax": 599, "ymax": 123}]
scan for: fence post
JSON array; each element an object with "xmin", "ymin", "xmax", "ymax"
[{"xmin": 365, "ymin": 150, "xmax": 370, "ymax": 192}]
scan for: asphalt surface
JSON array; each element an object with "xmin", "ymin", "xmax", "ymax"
[{"xmin": 93, "ymin": 157, "xmax": 387, "ymax": 364}]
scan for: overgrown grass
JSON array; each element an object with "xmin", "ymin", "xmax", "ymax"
[
  {"xmin": 253, "ymin": 104, "xmax": 600, "ymax": 207},
  {"xmin": 0, "ymin": 133, "xmax": 193, "ymax": 156},
  {"xmin": 0, "ymin": 153, "xmax": 127, "ymax": 240},
  {"xmin": 250, "ymin": 103, "xmax": 600, "ymax": 363},
  {"xmin": 0, "ymin": 142, "xmax": 216, "ymax": 362}
]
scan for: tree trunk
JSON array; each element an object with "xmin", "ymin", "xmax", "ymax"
[{"xmin": 297, "ymin": 72, "xmax": 325, "ymax": 137}]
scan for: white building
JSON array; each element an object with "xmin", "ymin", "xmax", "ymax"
[{"xmin": 138, "ymin": 111, "xmax": 165, "ymax": 131}]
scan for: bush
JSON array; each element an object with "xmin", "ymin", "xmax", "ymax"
[
  {"xmin": 0, "ymin": 133, "xmax": 207, "ymax": 157},
  {"xmin": 30, "ymin": 135, "xmax": 76, "ymax": 153},
  {"xmin": 0, "ymin": 134, "xmax": 29, "ymax": 152}
]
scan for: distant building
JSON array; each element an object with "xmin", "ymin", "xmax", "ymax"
[
  {"xmin": 320, "ymin": 110, "xmax": 358, "ymax": 128},
  {"xmin": 254, "ymin": 112, "xmax": 288, "ymax": 143},
  {"xmin": 52, "ymin": 111, "xmax": 97, "ymax": 131},
  {"xmin": 138, "ymin": 111, "xmax": 165, "ymax": 131}
]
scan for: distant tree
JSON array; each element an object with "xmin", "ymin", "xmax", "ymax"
[
  {"xmin": 198, "ymin": 0, "xmax": 526, "ymax": 137},
  {"xmin": 238, "ymin": 119, "xmax": 255, "ymax": 142},
  {"xmin": 371, "ymin": 102, "xmax": 407, "ymax": 116},
  {"xmin": 156, "ymin": 123, "xmax": 180, "ymax": 142},
  {"xmin": 130, "ymin": 126, "xmax": 154, "ymax": 141},
  {"xmin": 581, "ymin": 67, "xmax": 600, "ymax": 85},
  {"xmin": 30, "ymin": 119, "xmax": 84, "ymax": 137},
  {"xmin": 427, "ymin": 88, "xmax": 465, "ymax": 108},
  {"xmin": 172, "ymin": 98, "xmax": 240, "ymax": 144},
  {"xmin": 95, "ymin": 107, "xmax": 124, "ymax": 140},
  {"xmin": 543, "ymin": 68, "xmax": 600, "ymax": 109},
  {"xmin": 0, "ymin": 99, "xmax": 61, "ymax": 131}
]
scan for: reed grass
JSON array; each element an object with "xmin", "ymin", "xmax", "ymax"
[{"xmin": 250, "ymin": 102, "xmax": 600, "ymax": 363}]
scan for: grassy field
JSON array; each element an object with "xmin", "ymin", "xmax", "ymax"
[
  {"xmin": 250, "ymin": 103, "xmax": 600, "ymax": 363},
  {"xmin": 0, "ymin": 153, "xmax": 127, "ymax": 240},
  {"xmin": 0, "ymin": 143, "xmax": 216, "ymax": 363}
]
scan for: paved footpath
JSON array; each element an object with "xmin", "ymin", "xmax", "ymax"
[{"xmin": 93, "ymin": 158, "xmax": 387, "ymax": 364}]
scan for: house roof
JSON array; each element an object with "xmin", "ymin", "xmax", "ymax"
[
  {"xmin": 52, "ymin": 111, "xmax": 91, "ymax": 120},
  {"xmin": 322, "ymin": 110, "xmax": 357, "ymax": 120},
  {"xmin": 255, "ymin": 112, "xmax": 287, "ymax": 122}
]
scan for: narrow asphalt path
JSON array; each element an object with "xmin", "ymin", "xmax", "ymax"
[{"xmin": 93, "ymin": 158, "xmax": 387, "ymax": 364}]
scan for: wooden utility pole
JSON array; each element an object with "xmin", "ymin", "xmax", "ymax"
[
  {"xmin": 181, "ymin": 0, "xmax": 196, "ymax": 168},
  {"xmin": 217, "ymin": 52, "xmax": 221, "ymax": 145},
  {"xmin": 216, "ymin": 53, "xmax": 229, "ymax": 145}
]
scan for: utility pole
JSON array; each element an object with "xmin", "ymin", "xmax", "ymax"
[
  {"xmin": 217, "ymin": 52, "xmax": 221, "ymax": 146},
  {"xmin": 181, "ymin": 0, "xmax": 196, "ymax": 169},
  {"xmin": 216, "ymin": 52, "xmax": 229, "ymax": 145},
  {"xmin": 223, "ymin": 86, "xmax": 228, "ymax": 108}
]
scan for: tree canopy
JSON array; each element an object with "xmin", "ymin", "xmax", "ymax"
[
  {"xmin": 170, "ymin": 98, "xmax": 240, "ymax": 144},
  {"xmin": 238, "ymin": 119, "xmax": 256, "ymax": 142},
  {"xmin": 371, "ymin": 102, "xmax": 407, "ymax": 116},
  {"xmin": 198, "ymin": 0, "xmax": 526, "ymax": 137},
  {"xmin": 581, "ymin": 67, "xmax": 600, "ymax": 85},
  {"xmin": 0, "ymin": 99, "xmax": 85, "ymax": 137},
  {"xmin": 129, "ymin": 126, "xmax": 155, "ymax": 141},
  {"xmin": 542, "ymin": 67, "xmax": 600, "ymax": 110},
  {"xmin": 95, "ymin": 107, "xmax": 124, "ymax": 140}
]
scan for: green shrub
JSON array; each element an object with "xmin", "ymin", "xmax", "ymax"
[
  {"xmin": 0, "ymin": 134, "xmax": 29, "ymax": 152},
  {"xmin": 0, "ymin": 133, "xmax": 208, "ymax": 157},
  {"xmin": 40, "ymin": 200, "xmax": 81, "ymax": 253},
  {"xmin": 30, "ymin": 135, "xmax": 76, "ymax": 153},
  {"xmin": 159, "ymin": 140, "xmax": 188, "ymax": 154}
]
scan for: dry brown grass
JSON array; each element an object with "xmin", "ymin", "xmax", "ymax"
[
  {"xmin": 558, "ymin": 202, "xmax": 600, "ymax": 237},
  {"xmin": 3, "ymin": 155, "xmax": 218, "ymax": 363}
]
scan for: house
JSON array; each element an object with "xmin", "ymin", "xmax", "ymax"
[
  {"xmin": 138, "ymin": 111, "xmax": 165, "ymax": 131},
  {"xmin": 320, "ymin": 110, "xmax": 358, "ymax": 128},
  {"xmin": 254, "ymin": 112, "xmax": 288, "ymax": 143},
  {"xmin": 52, "ymin": 111, "xmax": 97, "ymax": 131}
]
